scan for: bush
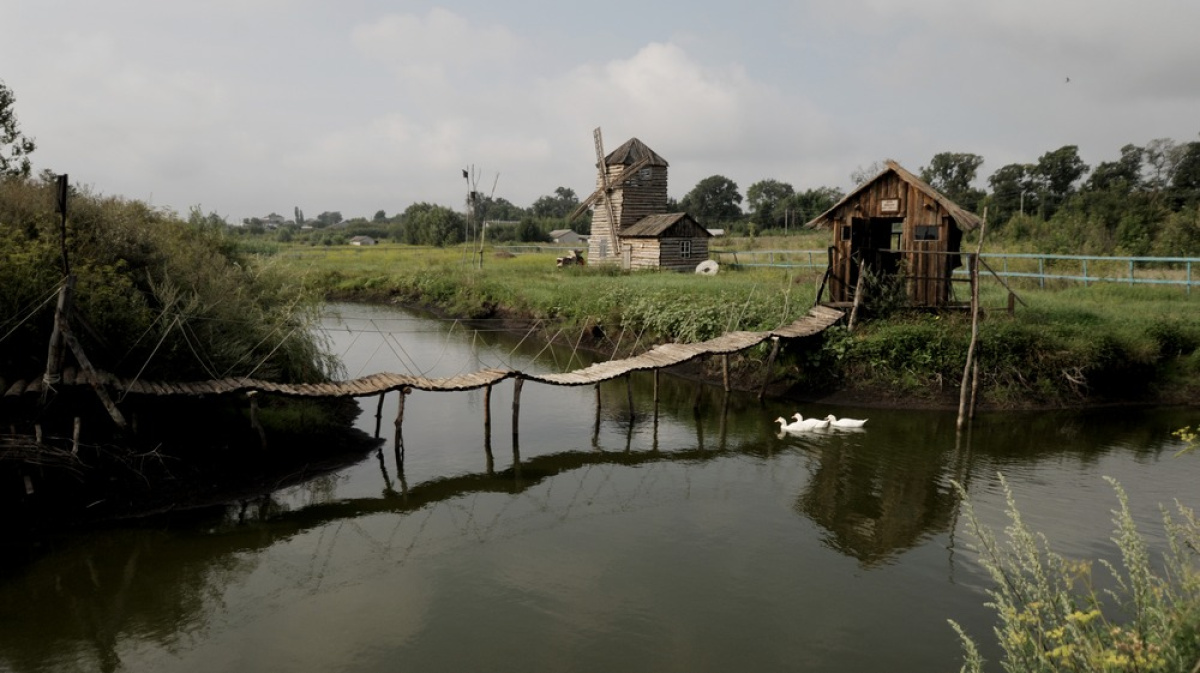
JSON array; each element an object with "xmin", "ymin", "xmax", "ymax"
[{"xmin": 952, "ymin": 475, "xmax": 1200, "ymax": 672}]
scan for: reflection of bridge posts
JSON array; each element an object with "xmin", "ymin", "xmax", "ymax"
[
  {"xmin": 719, "ymin": 392, "xmax": 729, "ymax": 450},
  {"xmin": 592, "ymin": 383, "xmax": 601, "ymax": 448},
  {"xmin": 374, "ymin": 393, "xmax": 384, "ymax": 438}
]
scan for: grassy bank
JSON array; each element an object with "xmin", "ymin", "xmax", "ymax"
[{"xmin": 279, "ymin": 243, "xmax": 1200, "ymax": 409}]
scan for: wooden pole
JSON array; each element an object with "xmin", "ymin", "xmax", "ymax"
[
  {"xmin": 72, "ymin": 417, "xmax": 81, "ymax": 455},
  {"xmin": 721, "ymin": 354, "xmax": 730, "ymax": 392},
  {"xmin": 652, "ymin": 369, "xmax": 660, "ymax": 420},
  {"xmin": 483, "ymin": 382, "xmax": 493, "ymax": 447},
  {"xmin": 374, "ymin": 393, "xmax": 385, "ymax": 438},
  {"xmin": 592, "ymin": 383, "xmax": 601, "ymax": 446},
  {"xmin": 394, "ymin": 387, "xmax": 408, "ymax": 467},
  {"xmin": 511, "ymin": 377, "xmax": 523, "ymax": 451},
  {"xmin": 626, "ymin": 374, "xmax": 634, "ymax": 421},
  {"xmin": 43, "ymin": 275, "xmax": 75, "ymax": 396},
  {"xmin": 758, "ymin": 337, "xmax": 781, "ymax": 401},
  {"xmin": 248, "ymin": 392, "xmax": 267, "ymax": 449},
  {"xmin": 957, "ymin": 209, "xmax": 988, "ymax": 432},
  {"xmin": 847, "ymin": 260, "xmax": 867, "ymax": 332},
  {"xmin": 58, "ymin": 315, "xmax": 126, "ymax": 429}
]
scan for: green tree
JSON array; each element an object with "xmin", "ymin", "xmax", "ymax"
[
  {"xmin": 988, "ymin": 163, "xmax": 1039, "ymax": 223},
  {"xmin": 0, "ymin": 80, "xmax": 36, "ymax": 178},
  {"xmin": 400, "ymin": 202, "xmax": 463, "ymax": 246},
  {"xmin": 515, "ymin": 217, "xmax": 549, "ymax": 243},
  {"xmin": 1035, "ymin": 145, "xmax": 1088, "ymax": 197},
  {"xmin": 781, "ymin": 187, "xmax": 844, "ymax": 225},
  {"xmin": 373, "ymin": 209, "xmax": 388, "ymax": 222},
  {"xmin": 680, "ymin": 175, "xmax": 743, "ymax": 224},
  {"xmin": 920, "ymin": 152, "xmax": 985, "ymax": 211},
  {"xmin": 1170, "ymin": 140, "xmax": 1200, "ymax": 206},
  {"xmin": 746, "ymin": 179, "xmax": 795, "ymax": 228},
  {"xmin": 1085, "ymin": 144, "xmax": 1144, "ymax": 193},
  {"xmin": 530, "ymin": 187, "xmax": 579, "ymax": 219},
  {"xmin": 314, "ymin": 211, "xmax": 343, "ymax": 227}
]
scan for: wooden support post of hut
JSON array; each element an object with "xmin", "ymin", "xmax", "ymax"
[{"xmin": 806, "ymin": 160, "xmax": 983, "ymax": 309}]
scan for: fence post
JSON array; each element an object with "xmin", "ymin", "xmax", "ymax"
[
  {"xmin": 1129, "ymin": 259, "xmax": 1134, "ymax": 286},
  {"xmin": 1039, "ymin": 257, "xmax": 1045, "ymax": 289},
  {"xmin": 1083, "ymin": 259, "xmax": 1088, "ymax": 287}
]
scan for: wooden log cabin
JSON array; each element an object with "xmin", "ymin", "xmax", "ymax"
[
  {"xmin": 586, "ymin": 137, "xmax": 711, "ymax": 270},
  {"xmin": 806, "ymin": 160, "xmax": 983, "ymax": 308}
]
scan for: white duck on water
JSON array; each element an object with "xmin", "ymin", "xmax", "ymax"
[
  {"xmin": 823, "ymin": 414, "xmax": 867, "ymax": 428},
  {"xmin": 790, "ymin": 413, "xmax": 831, "ymax": 431}
]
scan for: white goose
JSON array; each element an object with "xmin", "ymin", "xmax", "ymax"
[
  {"xmin": 791, "ymin": 413, "xmax": 831, "ymax": 431},
  {"xmin": 824, "ymin": 414, "xmax": 867, "ymax": 429}
]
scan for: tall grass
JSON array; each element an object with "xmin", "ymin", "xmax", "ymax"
[
  {"xmin": 952, "ymin": 475, "xmax": 1200, "ymax": 672},
  {"xmin": 280, "ymin": 242, "xmax": 1200, "ymax": 406}
]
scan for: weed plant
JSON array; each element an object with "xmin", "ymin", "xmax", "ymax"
[{"xmin": 952, "ymin": 475, "xmax": 1200, "ymax": 672}]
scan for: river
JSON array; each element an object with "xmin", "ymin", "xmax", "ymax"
[{"xmin": 0, "ymin": 302, "xmax": 1197, "ymax": 672}]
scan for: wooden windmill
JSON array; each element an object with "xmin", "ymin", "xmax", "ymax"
[{"xmin": 569, "ymin": 128, "xmax": 660, "ymax": 267}]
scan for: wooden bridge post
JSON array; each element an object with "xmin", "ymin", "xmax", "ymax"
[
  {"xmin": 374, "ymin": 393, "xmax": 385, "ymax": 438},
  {"xmin": 758, "ymin": 337, "xmax": 781, "ymax": 401},
  {"xmin": 483, "ymin": 384, "xmax": 494, "ymax": 474},
  {"xmin": 625, "ymin": 374, "xmax": 635, "ymax": 422},
  {"xmin": 592, "ymin": 383, "xmax": 601, "ymax": 447},
  {"xmin": 511, "ymin": 377, "xmax": 523, "ymax": 452},
  {"xmin": 721, "ymin": 354, "xmax": 730, "ymax": 392},
  {"xmin": 248, "ymin": 391, "xmax": 267, "ymax": 449},
  {"xmin": 652, "ymin": 369, "xmax": 660, "ymax": 420},
  {"xmin": 394, "ymin": 387, "xmax": 409, "ymax": 468}
]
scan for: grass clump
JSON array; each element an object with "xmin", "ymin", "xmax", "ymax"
[{"xmin": 952, "ymin": 475, "xmax": 1200, "ymax": 672}]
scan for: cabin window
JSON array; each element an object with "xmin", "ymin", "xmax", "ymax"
[
  {"xmin": 680, "ymin": 240, "xmax": 693, "ymax": 259},
  {"xmin": 840, "ymin": 225, "xmax": 851, "ymax": 241},
  {"xmin": 914, "ymin": 225, "xmax": 940, "ymax": 241}
]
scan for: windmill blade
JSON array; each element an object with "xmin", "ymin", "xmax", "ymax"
[
  {"xmin": 606, "ymin": 157, "xmax": 651, "ymax": 189},
  {"xmin": 568, "ymin": 186, "xmax": 605, "ymax": 221},
  {"xmin": 593, "ymin": 127, "xmax": 621, "ymax": 248}
]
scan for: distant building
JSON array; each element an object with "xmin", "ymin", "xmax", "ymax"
[
  {"xmin": 706, "ymin": 229, "xmax": 726, "ymax": 237},
  {"xmin": 548, "ymin": 229, "xmax": 586, "ymax": 245},
  {"xmin": 348, "ymin": 236, "xmax": 377, "ymax": 246}
]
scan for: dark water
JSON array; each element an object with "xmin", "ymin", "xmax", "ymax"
[{"xmin": 0, "ymin": 303, "xmax": 1197, "ymax": 673}]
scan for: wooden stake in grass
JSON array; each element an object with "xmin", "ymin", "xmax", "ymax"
[{"xmin": 957, "ymin": 208, "xmax": 988, "ymax": 431}]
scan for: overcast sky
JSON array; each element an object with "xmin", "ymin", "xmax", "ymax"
[{"xmin": 2, "ymin": 0, "xmax": 1198, "ymax": 223}]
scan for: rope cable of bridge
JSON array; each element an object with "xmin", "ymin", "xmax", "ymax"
[
  {"xmin": 0, "ymin": 281, "xmax": 64, "ymax": 347},
  {"xmin": 118, "ymin": 315, "xmax": 181, "ymax": 403}
]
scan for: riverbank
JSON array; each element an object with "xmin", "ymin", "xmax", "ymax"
[{"xmin": 282, "ymin": 244, "xmax": 1200, "ymax": 411}]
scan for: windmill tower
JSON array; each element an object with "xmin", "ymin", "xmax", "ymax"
[{"xmin": 571, "ymin": 129, "xmax": 669, "ymax": 267}]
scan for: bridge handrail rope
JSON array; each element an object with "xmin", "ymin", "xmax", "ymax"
[{"xmin": 8, "ymin": 305, "xmax": 843, "ymax": 400}]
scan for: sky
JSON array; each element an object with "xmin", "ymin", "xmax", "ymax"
[{"xmin": 2, "ymin": 0, "xmax": 1198, "ymax": 224}]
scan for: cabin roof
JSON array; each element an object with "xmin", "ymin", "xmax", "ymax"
[
  {"xmin": 805, "ymin": 160, "xmax": 983, "ymax": 232},
  {"xmin": 604, "ymin": 137, "xmax": 669, "ymax": 167},
  {"xmin": 621, "ymin": 212, "xmax": 710, "ymax": 238}
]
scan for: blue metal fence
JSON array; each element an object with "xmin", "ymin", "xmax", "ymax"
[{"xmin": 710, "ymin": 249, "xmax": 1199, "ymax": 294}]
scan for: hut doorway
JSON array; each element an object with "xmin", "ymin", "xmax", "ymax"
[{"xmin": 844, "ymin": 216, "xmax": 902, "ymax": 295}]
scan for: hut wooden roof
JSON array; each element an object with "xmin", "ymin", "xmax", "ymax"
[
  {"xmin": 620, "ymin": 212, "xmax": 711, "ymax": 238},
  {"xmin": 604, "ymin": 137, "xmax": 668, "ymax": 167},
  {"xmin": 806, "ymin": 160, "xmax": 984, "ymax": 232}
]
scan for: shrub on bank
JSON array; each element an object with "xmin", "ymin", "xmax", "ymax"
[{"xmin": 0, "ymin": 176, "xmax": 338, "ymax": 383}]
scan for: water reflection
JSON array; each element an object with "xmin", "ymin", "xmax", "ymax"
[{"xmin": 1, "ymin": 303, "xmax": 1196, "ymax": 673}]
